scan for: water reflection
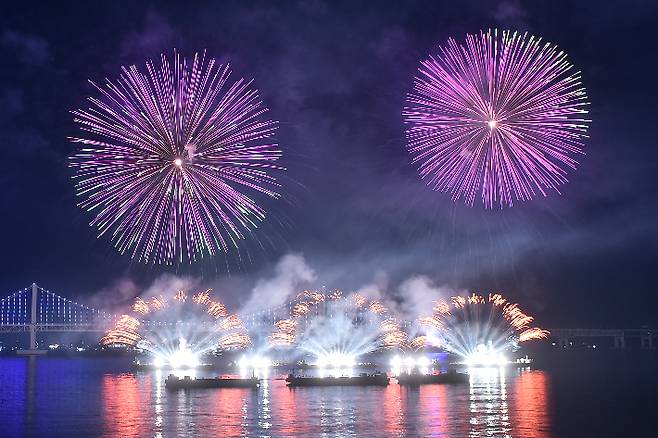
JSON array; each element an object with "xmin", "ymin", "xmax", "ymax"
[
  {"xmin": 277, "ymin": 381, "xmax": 313, "ymax": 435},
  {"xmin": 153, "ymin": 370, "xmax": 164, "ymax": 438},
  {"xmin": 511, "ymin": 369, "xmax": 550, "ymax": 438},
  {"xmin": 257, "ymin": 379, "xmax": 272, "ymax": 432},
  {"xmin": 0, "ymin": 359, "xmax": 552, "ymax": 437},
  {"xmin": 25, "ymin": 356, "xmax": 36, "ymax": 437},
  {"xmin": 418, "ymin": 383, "xmax": 451, "ymax": 436},
  {"xmin": 102, "ymin": 373, "xmax": 151, "ymax": 437},
  {"xmin": 317, "ymin": 389, "xmax": 356, "ymax": 436},
  {"xmin": 382, "ymin": 383, "xmax": 404, "ymax": 434},
  {"xmin": 211, "ymin": 386, "xmax": 252, "ymax": 435},
  {"xmin": 1, "ymin": 358, "xmax": 28, "ymax": 437},
  {"xmin": 461, "ymin": 367, "xmax": 551, "ymax": 438},
  {"xmin": 468, "ymin": 367, "xmax": 511, "ymax": 437}
]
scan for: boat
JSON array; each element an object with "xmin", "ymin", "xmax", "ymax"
[
  {"xmin": 165, "ymin": 374, "xmax": 260, "ymax": 389},
  {"xmin": 396, "ymin": 371, "xmax": 469, "ymax": 386},
  {"xmin": 285, "ymin": 372, "xmax": 389, "ymax": 387}
]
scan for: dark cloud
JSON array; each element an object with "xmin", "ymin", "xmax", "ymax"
[
  {"xmin": 0, "ymin": 88, "xmax": 50, "ymax": 156},
  {"xmin": 0, "ymin": 88, "xmax": 24, "ymax": 115},
  {"xmin": 119, "ymin": 9, "xmax": 179, "ymax": 59},
  {"xmin": 492, "ymin": 1, "xmax": 530, "ymax": 30},
  {"xmin": 1, "ymin": 29, "xmax": 51, "ymax": 66},
  {"xmin": 0, "ymin": 88, "xmax": 52, "ymax": 203},
  {"xmin": 297, "ymin": 0, "xmax": 329, "ymax": 17}
]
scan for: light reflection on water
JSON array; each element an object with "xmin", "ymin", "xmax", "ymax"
[
  {"xmin": 468, "ymin": 367, "xmax": 510, "ymax": 437},
  {"xmin": 0, "ymin": 358, "xmax": 550, "ymax": 438},
  {"xmin": 511, "ymin": 368, "xmax": 550, "ymax": 438}
]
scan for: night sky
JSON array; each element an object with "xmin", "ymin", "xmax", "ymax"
[{"xmin": 1, "ymin": 1, "xmax": 656, "ymax": 328}]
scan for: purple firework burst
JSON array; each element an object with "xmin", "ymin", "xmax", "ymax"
[
  {"xmin": 404, "ymin": 29, "xmax": 590, "ymax": 208},
  {"xmin": 69, "ymin": 51, "xmax": 283, "ymax": 264}
]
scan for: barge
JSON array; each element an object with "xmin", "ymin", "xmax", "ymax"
[
  {"xmin": 286, "ymin": 372, "xmax": 389, "ymax": 387},
  {"xmin": 165, "ymin": 375, "xmax": 259, "ymax": 389}
]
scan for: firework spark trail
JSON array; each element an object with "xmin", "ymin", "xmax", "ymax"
[
  {"xmin": 518, "ymin": 327, "xmax": 550, "ymax": 342},
  {"xmin": 417, "ymin": 315, "xmax": 443, "ymax": 331},
  {"xmin": 219, "ymin": 314, "xmax": 244, "ymax": 331},
  {"xmin": 193, "ymin": 290, "xmax": 212, "ymax": 305},
  {"xmin": 218, "ymin": 333, "xmax": 252, "ymax": 349},
  {"xmin": 328, "ymin": 290, "xmax": 343, "ymax": 301},
  {"xmin": 291, "ymin": 303, "xmax": 310, "ymax": 318},
  {"xmin": 207, "ymin": 301, "xmax": 228, "ymax": 319},
  {"xmin": 70, "ymin": 51, "xmax": 283, "ymax": 264},
  {"xmin": 275, "ymin": 319, "xmax": 297, "ymax": 333},
  {"xmin": 174, "ymin": 290, "xmax": 187, "ymax": 302},
  {"xmin": 150, "ymin": 296, "xmax": 167, "ymax": 310},
  {"xmin": 133, "ymin": 298, "xmax": 150, "ymax": 315},
  {"xmin": 101, "ymin": 289, "xmax": 251, "ymax": 354},
  {"xmin": 100, "ymin": 315, "xmax": 141, "ymax": 346},
  {"xmin": 409, "ymin": 335, "xmax": 428, "ymax": 351},
  {"xmin": 270, "ymin": 292, "xmax": 329, "ymax": 346},
  {"xmin": 268, "ymin": 332, "xmax": 295, "ymax": 347},
  {"xmin": 404, "ymin": 29, "xmax": 590, "ymax": 208},
  {"xmin": 414, "ymin": 292, "xmax": 549, "ymax": 356}
]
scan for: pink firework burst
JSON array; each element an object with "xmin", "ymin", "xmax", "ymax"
[
  {"xmin": 404, "ymin": 29, "xmax": 590, "ymax": 208},
  {"xmin": 69, "ymin": 51, "xmax": 283, "ymax": 264}
]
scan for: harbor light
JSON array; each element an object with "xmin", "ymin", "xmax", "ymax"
[
  {"xmin": 464, "ymin": 343, "xmax": 508, "ymax": 367},
  {"xmin": 239, "ymin": 355, "xmax": 272, "ymax": 370},
  {"xmin": 166, "ymin": 338, "xmax": 201, "ymax": 369},
  {"xmin": 239, "ymin": 354, "xmax": 272, "ymax": 378},
  {"xmin": 391, "ymin": 354, "xmax": 432, "ymax": 375},
  {"xmin": 153, "ymin": 356, "xmax": 166, "ymax": 369},
  {"xmin": 316, "ymin": 351, "xmax": 356, "ymax": 369}
]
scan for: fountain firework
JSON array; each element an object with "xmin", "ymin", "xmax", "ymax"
[
  {"xmin": 101, "ymin": 289, "xmax": 251, "ymax": 367},
  {"xmin": 268, "ymin": 290, "xmax": 407, "ymax": 366},
  {"xmin": 411, "ymin": 292, "xmax": 549, "ymax": 365}
]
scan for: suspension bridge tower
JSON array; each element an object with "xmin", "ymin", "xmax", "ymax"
[{"xmin": 17, "ymin": 283, "xmax": 47, "ymax": 355}]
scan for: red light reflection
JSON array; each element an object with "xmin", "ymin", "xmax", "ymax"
[
  {"xmin": 512, "ymin": 370, "xmax": 550, "ymax": 438},
  {"xmin": 102, "ymin": 374, "xmax": 151, "ymax": 437}
]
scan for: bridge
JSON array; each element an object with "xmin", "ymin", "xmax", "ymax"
[
  {"xmin": 1, "ymin": 283, "xmax": 656, "ymax": 353},
  {"xmin": 548, "ymin": 328, "xmax": 655, "ymax": 350},
  {"xmin": 0, "ymin": 283, "xmax": 116, "ymax": 353},
  {"xmin": 0, "ymin": 283, "xmax": 299, "ymax": 354}
]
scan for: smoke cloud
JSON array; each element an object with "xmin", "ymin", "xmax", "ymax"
[
  {"xmin": 87, "ymin": 274, "xmax": 201, "ymax": 314},
  {"xmin": 240, "ymin": 253, "xmax": 317, "ymax": 315},
  {"xmin": 86, "ymin": 278, "xmax": 140, "ymax": 312},
  {"xmin": 397, "ymin": 275, "xmax": 456, "ymax": 319},
  {"xmin": 141, "ymin": 273, "xmax": 199, "ymax": 298}
]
